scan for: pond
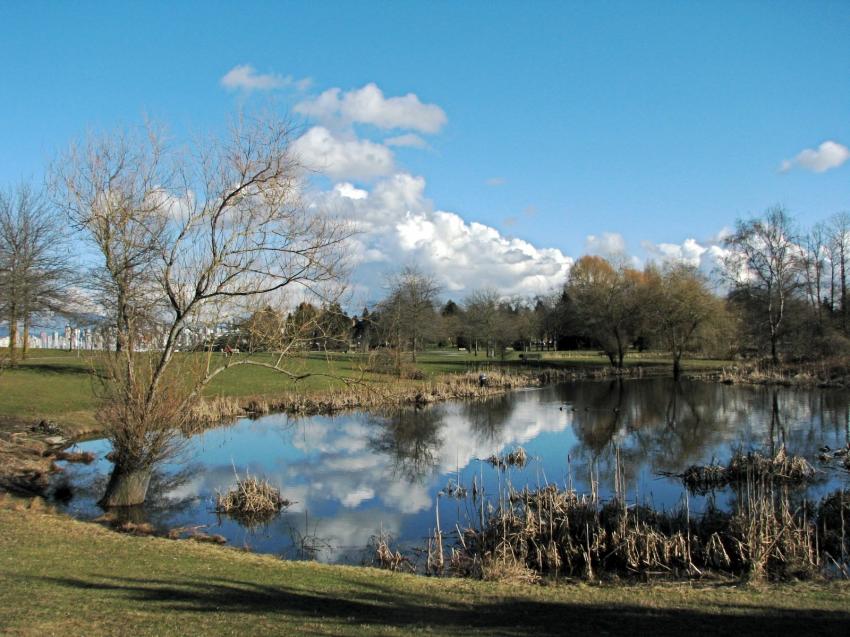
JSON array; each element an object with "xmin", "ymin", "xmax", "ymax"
[{"xmin": 54, "ymin": 379, "xmax": 850, "ymax": 564}]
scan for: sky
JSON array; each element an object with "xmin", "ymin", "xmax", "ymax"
[{"xmin": 2, "ymin": 1, "xmax": 849, "ymax": 305}]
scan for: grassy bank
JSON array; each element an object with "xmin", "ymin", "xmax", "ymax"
[
  {"xmin": 1, "ymin": 501, "xmax": 848, "ymax": 636},
  {"xmin": 0, "ymin": 349, "xmax": 729, "ymax": 434}
]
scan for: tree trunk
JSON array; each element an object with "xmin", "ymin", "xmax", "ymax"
[
  {"xmin": 843, "ymin": 249, "xmax": 847, "ymax": 331},
  {"xmin": 8, "ymin": 304, "xmax": 17, "ymax": 366},
  {"xmin": 672, "ymin": 355, "xmax": 681, "ymax": 380},
  {"xmin": 616, "ymin": 333, "xmax": 625, "ymax": 369},
  {"xmin": 100, "ymin": 463, "xmax": 153, "ymax": 507},
  {"xmin": 22, "ymin": 312, "xmax": 29, "ymax": 360}
]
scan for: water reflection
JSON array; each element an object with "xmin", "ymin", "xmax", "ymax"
[
  {"xmin": 55, "ymin": 379, "xmax": 850, "ymax": 563},
  {"xmin": 368, "ymin": 407, "xmax": 445, "ymax": 481}
]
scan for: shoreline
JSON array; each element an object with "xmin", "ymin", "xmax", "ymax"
[
  {"xmin": 2, "ymin": 361, "xmax": 849, "ymax": 593},
  {"xmin": 2, "ymin": 358, "xmax": 843, "ymax": 500}
]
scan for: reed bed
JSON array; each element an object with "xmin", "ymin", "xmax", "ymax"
[
  {"xmin": 439, "ymin": 473, "xmax": 846, "ymax": 583},
  {"xmin": 675, "ymin": 448, "xmax": 816, "ymax": 494},
  {"xmin": 215, "ymin": 473, "xmax": 291, "ymax": 526},
  {"xmin": 187, "ymin": 369, "xmax": 587, "ymax": 430}
]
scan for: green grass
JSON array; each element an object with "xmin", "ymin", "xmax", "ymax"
[
  {"xmin": 0, "ymin": 348, "xmax": 731, "ymax": 433},
  {"xmin": 0, "ymin": 351, "xmax": 101, "ymax": 430},
  {"xmin": 0, "ymin": 503, "xmax": 847, "ymax": 636}
]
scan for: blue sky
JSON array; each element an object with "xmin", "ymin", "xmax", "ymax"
[{"xmin": 2, "ymin": 1, "xmax": 849, "ymax": 301}]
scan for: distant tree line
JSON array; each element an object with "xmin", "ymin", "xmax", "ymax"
[{"xmin": 231, "ymin": 206, "xmax": 850, "ymax": 379}]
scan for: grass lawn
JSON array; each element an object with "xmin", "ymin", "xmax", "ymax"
[
  {"xmin": 0, "ymin": 349, "xmax": 730, "ymax": 433},
  {"xmin": 0, "ymin": 502, "xmax": 848, "ymax": 636}
]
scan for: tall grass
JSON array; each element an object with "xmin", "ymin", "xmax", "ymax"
[{"xmin": 431, "ymin": 447, "xmax": 848, "ymax": 583}]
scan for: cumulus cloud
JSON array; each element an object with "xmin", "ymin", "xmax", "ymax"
[
  {"xmin": 295, "ymin": 82, "xmax": 447, "ymax": 133},
  {"xmin": 641, "ymin": 236, "xmax": 730, "ymax": 274},
  {"xmin": 308, "ymin": 172, "xmax": 573, "ymax": 298},
  {"xmin": 584, "ymin": 232, "xmax": 627, "ymax": 258},
  {"xmin": 292, "ymin": 126, "xmax": 395, "ymax": 181},
  {"xmin": 220, "ymin": 64, "xmax": 301, "ymax": 92},
  {"xmin": 780, "ymin": 140, "xmax": 850, "ymax": 173}
]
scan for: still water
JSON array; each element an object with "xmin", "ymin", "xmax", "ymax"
[{"xmin": 56, "ymin": 379, "xmax": 850, "ymax": 563}]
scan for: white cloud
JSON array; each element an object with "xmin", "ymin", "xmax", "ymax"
[
  {"xmin": 295, "ymin": 83, "xmax": 447, "ymax": 133},
  {"xmin": 220, "ymin": 64, "xmax": 291, "ymax": 92},
  {"xmin": 309, "ymin": 172, "xmax": 573, "ymax": 297},
  {"xmin": 584, "ymin": 232, "xmax": 626, "ymax": 258},
  {"xmin": 641, "ymin": 236, "xmax": 730, "ymax": 274},
  {"xmin": 642, "ymin": 238, "xmax": 706, "ymax": 267},
  {"xmin": 333, "ymin": 182, "xmax": 368, "ymax": 200},
  {"xmin": 780, "ymin": 140, "xmax": 850, "ymax": 173},
  {"xmin": 384, "ymin": 133, "xmax": 429, "ymax": 149},
  {"xmin": 486, "ymin": 177, "xmax": 506, "ymax": 187},
  {"xmin": 292, "ymin": 126, "xmax": 395, "ymax": 181}
]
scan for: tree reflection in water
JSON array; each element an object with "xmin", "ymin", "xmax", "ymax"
[
  {"xmin": 461, "ymin": 394, "xmax": 517, "ymax": 444},
  {"xmin": 564, "ymin": 380, "xmax": 758, "ymax": 492},
  {"xmin": 60, "ymin": 463, "xmax": 204, "ymax": 527},
  {"xmin": 368, "ymin": 406, "xmax": 445, "ymax": 482}
]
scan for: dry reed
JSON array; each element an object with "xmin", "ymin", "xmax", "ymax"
[
  {"xmin": 215, "ymin": 473, "xmax": 291, "ymax": 526},
  {"xmin": 445, "ymin": 473, "xmax": 845, "ymax": 582},
  {"xmin": 676, "ymin": 448, "xmax": 816, "ymax": 494}
]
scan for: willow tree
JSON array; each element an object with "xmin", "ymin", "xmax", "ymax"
[
  {"xmin": 644, "ymin": 263, "xmax": 723, "ymax": 379},
  {"xmin": 52, "ymin": 115, "xmax": 350, "ymax": 506},
  {"xmin": 565, "ymin": 255, "xmax": 645, "ymax": 368}
]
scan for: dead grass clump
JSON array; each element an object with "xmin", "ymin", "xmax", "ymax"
[
  {"xmin": 215, "ymin": 473, "xmax": 291, "ymax": 526},
  {"xmin": 92, "ymin": 512, "xmax": 117, "ymax": 525},
  {"xmin": 479, "ymin": 552, "xmax": 542, "ymax": 584},
  {"xmin": 190, "ymin": 531, "xmax": 227, "ymax": 545},
  {"xmin": 54, "ymin": 450, "xmax": 96, "ymax": 464},
  {"xmin": 486, "ymin": 446, "xmax": 529, "ymax": 470},
  {"xmin": 114, "ymin": 520, "xmax": 156, "ymax": 536},
  {"xmin": 678, "ymin": 447, "xmax": 816, "ymax": 493},
  {"xmin": 440, "ymin": 480, "xmax": 467, "ymax": 500},
  {"xmin": 681, "ymin": 464, "xmax": 727, "ymax": 494},
  {"xmin": 370, "ymin": 532, "xmax": 414, "ymax": 573},
  {"xmin": 727, "ymin": 448, "xmax": 815, "ymax": 483}
]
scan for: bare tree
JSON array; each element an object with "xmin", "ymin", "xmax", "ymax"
[
  {"xmin": 377, "ymin": 266, "xmax": 440, "ymax": 370},
  {"xmin": 798, "ymin": 222, "xmax": 828, "ymax": 322},
  {"xmin": 464, "ymin": 288, "xmax": 500, "ymax": 357},
  {"xmin": 52, "ymin": 114, "xmax": 351, "ymax": 506},
  {"xmin": 463, "ymin": 289, "xmax": 518, "ymax": 358},
  {"xmin": 0, "ymin": 183, "xmax": 75, "ymax": 364},
  {"xmin": 830, "ymin": 212, "xmax": 850, "ymax": 331},
  {"xmin": 723, "ymin": 206, "xmax": 799, "ymax": 364}
]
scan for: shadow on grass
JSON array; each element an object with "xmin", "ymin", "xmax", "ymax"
[
  {"xmin": 16, "ymin": 362, "xmax": 99, "ymax": 377},
  {"xmin": 33, "ymin": 574, "xmax": 850, "ymax": 636}
]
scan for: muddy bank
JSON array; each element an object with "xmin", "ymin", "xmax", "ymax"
[{"xmin": 0, "ymin": 419, "xmax": 93, "ymax": 495}]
